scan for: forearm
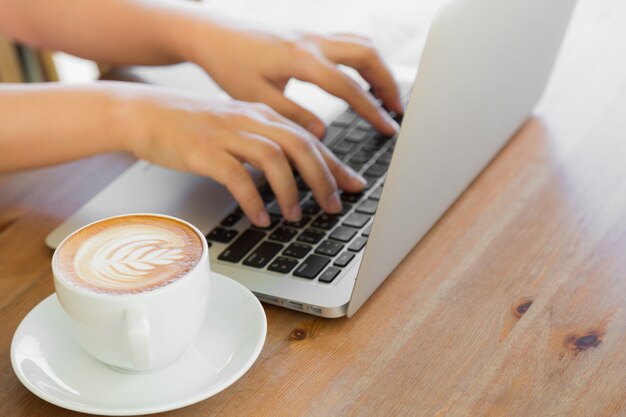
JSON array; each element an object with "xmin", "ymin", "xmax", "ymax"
[
  {"xmin": 0, "ymin": 82, "xmax": 136, "ymax": 171},
  {"xmin": 0, "ymin": 0, "xmax": 216, "ymax": 66}
]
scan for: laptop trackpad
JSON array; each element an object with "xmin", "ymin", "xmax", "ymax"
[{"xmin": 45, "ymin": 161, "xmax": 244, "ymax": 248}]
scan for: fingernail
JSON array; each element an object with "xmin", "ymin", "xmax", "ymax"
[
  {"xmin": 327, "ymin": 192, "xmax": 342, "ymax": 213},
  {"xmin": 383, "ymin": 112, "xmax": 400, "ymax": 132},
  {"xmin": 257, "ymin": 210, "xmax": 270, "ymax": 227},
  {"xmin": 395, "ymin": 98, "xmax": 405, "ymax": 114},
  {"xmin": 307, "ymin": 121, "xmax": 326, "ymax": 139},
  {"xmin": 346, "ymin": 166, "xmax": 367, "ymax": 187},
  {"xmin": 352, "ymin": 173, "xmax": 367, "ymax": 188},
  {"xmin": 289, "ymin": 204, "xmax": 302, "ymax": 221}
]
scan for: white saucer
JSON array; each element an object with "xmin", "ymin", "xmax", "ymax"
[{"xmin": 10, "ymin": 273, "xmax": 266, "ymax": 416}]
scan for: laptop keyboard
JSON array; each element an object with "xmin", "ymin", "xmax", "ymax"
[{"xmin": 206, "ymin": 84, "xmax": 411, "ymax": 284}]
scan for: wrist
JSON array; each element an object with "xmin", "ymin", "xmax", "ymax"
[
  {"xmin": 132, "ymin": 2, "xmax": 214, "ymax": 65},
  {"xmin": 102, "ymin": 83, "xmax": 151, "ymax": 156},
  {"xmin": 172, "ymin": 12, "xmax": 237, "ymax": 67},
  {"xmin": 153, "ymin": 4, "xmax": 224, "ymax": 65}
]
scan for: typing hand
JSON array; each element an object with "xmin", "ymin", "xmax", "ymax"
[
  {"xmin": 124, "ymin": 85, "xmax": 366, "ymax": 227},
  {"xmin": 185, "ymin": 24, "xmax": 404, "ymax": 138}
]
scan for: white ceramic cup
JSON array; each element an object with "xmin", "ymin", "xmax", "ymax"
[{"xmin": 52, "ymin": 214, "xmax": 210, "ymax": 373}]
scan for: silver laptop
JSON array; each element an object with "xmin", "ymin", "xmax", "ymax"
[{"xmin": 46, "ymin": 0, "xmax": 578, "ymax": 317}]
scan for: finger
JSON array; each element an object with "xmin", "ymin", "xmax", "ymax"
[
  {"xmin": 247, "ymin": 104, "xmax": 365, "ymax": 194},
  {"xmin": 187, "ymin": 151, "xmax": 270, "ymax": 227},
  {"xmin": 360, "ymin": 68, "xmax": 404, "ymax": 114},
  {"xmin": 318, "ymin": 35, "xmax": 404, "ymax": 114},
  {"xmin": 314, "ymin": 141, "xmax": 367, "ymax": 193},
  {"xmin": 254, "ymin": 82, "xmax": 326, "ymax": 138},
  {"xmin": 240, "ymin": 116, "xmax": 343, "ymax": 214},
  {"xmin": 294, "ymin": 54, "xmax": 399, "ymax": 136},
  {"xmin": 220, "ymin": 132, "xmax": 302, "ymax": 221},
  {"xmin": 331, "ymin": 33, "xmax": 371, "ymax": 42}
]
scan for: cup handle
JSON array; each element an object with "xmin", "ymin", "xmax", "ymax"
[{"xmin": 125, "ymin": 305, "xmax": 153, "ymax": 370}]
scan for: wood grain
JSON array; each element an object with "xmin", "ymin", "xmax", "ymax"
[{"xmin": 1, "ymin": 0, "xmax": 625, "ymax": 415}]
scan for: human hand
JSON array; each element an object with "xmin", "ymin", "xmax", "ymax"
[
  {"xmin": 185, "ymin": 22, "xmax": 403, "ymax": 138},
  {"xmin": 123, "ymin": 85, "xmax": 366, "ymax": 227}
]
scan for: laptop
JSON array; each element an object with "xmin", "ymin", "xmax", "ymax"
[{"xmin": 46, "ymin": 0, "xmax": 578, "ymax": 317}]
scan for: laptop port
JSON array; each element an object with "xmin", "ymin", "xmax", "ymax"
[
  {"xmin": 254, "ymin": 293, "xmax": 280, "ymax": 305},
  {"xmin": 286, "ymin": 300, "xmax": 304, "ymax": 311},
  {"xmin": 309, "ymin": 306, "xmax": 322, "ymax": 315}
]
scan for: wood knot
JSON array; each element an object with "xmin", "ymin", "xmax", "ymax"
[
  {"xmin": 575, "ymin": 335, "xmax": 599, "ymax": 348},
  {"xmin": 564, "ymin": 331, "xmax": 604, "ymax": 351},
  {"xmin": 513, "ymin": 299, "xmax": 533, "ymax": 318},
  {"xmin": 289, "ymin": 328, "xmax": 307, "ymax": 341}
]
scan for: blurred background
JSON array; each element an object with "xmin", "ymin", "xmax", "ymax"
[{"xmin": 0, "ymin": 0, "xmax": 446, "ymax": 84}]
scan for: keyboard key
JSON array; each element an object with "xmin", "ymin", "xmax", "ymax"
[
  {"xmin": 298, "ymin": 190, "xmax": 309, "ymax": 202},
  {"xmin": 350, "ymin": 150, "xmax": 375, "ymax": 164},
  {"xmin": 311, "ymin": 213, "xmax": 340, "ymax": 230},
  {"xmin": 345, "ymin": 129, "xmax": 369, "ymax": 142},
  {"xmin": 283, "ymin": 215, "xmax": 311, "ymax": 229},
  {"xmin": 334, "ymin": 151, "xmax": 348, "ymax": 161},
  {"xmin": 258, "ymin": 185, "xmax": 275, "ymax": 203},
  {"xmin": 348, "ymin": 160, "xmax": 365, "ymax": 171},
  {"xmin": 376, "ymin": 154, "xmax": 391, "ymax": 167},
  {"xmin": 334, "ymin": 251, "xmax": 355, "ymax": 267},
  {"xmin": 221, "ymin": 213, "xmax": 242, "ymax": 227},
  {"xmin": 338, "ymin": 203, "xmax": 352, "ymax": 216},
  {"xmin": 389, "ymin": 137, "xmax": 398, "ymax": 151},
  {"xmin": 363, "ymin": 135, "xmax": 389, "ymax": 151},
  {"xmin": 363, "ymin": 175, "xmax": 378, "ymax": 190},
  {"xmin": 337, "ymin": 150, "xmax": 354, "ymax": 161},
  {"xmin": 269, "ymin": 227, "xmax": 298, "ymax": 242},
  {"xmin": 332, "ymin": 140, "xmax": 356, "ymax": 154},
  {"xmin": 319, "ymin": 267, "xmax": 341, "ymax": 283},
  {"xmin": 334, "ymin": 111, "xmax": 357, "ymax": 126},
  {"xmin": 315, "ymin": 240, "xmax": 344, "ymax": 257},
  {"xmin": 252, "ymin": 214, "xmax": 281, "ymax": 230},
  {"xmin": 218, "ymin": 229, "xmax": 266, "ymax": 263},
  {"xmin": 294, "ymin": 255, "xmax": 330, "ymax": 279},
  {"xmin": 364, "ymin": 164, "xmax": 387, "ymax": 178},
  {"xmin": 341, "ymin": 192, "xmax": 364, "ymax": 203},
  {"xmin": 355, "ymin": 119, "xmax": 371, "ymax": 131},
  {"xmin": 348, "ymin": 236, "xmax": 368, "ymax": 252},
  {"xmin": 369, "ymin": 186, "xmax": 384, "ymax": 201},
  {"xmin": 243, "ymin": 241, "xmax": 284, "ymax": 268},
  {"xmin": 343, "ymin": 213, "xmax": 371, "ymax": 229},
  {"xmin": 268, "ymin": 204, "xmax": 283, "ymax": 215},
  {"xmin": 324, "ymin": 125, "xmax": 345, "ymax": 144},
  {"xmin": 301, "ymin": 199, "xmax": 321, "ymax": 215},
  {"xmin": 356, "ymin": 199, "xmax": 378, "ymax": 215},
  {"xmin": 377, "ymin": 153, "xmax": 392, "ymax": 166},
  {"xmin": 283, "ymin": 242, "xmax": 312, "ymax": 258},
  {"xmin": 268, "ymin": 256, "xmax": 299, "ymax": 274},
  {"xmin": 329, "ymin": 226, "xmax": 358, "ymax": 242},
  {"xmin": 296, "ymin": 176, "xmax": 309, "ymax": 191},
  {"xmin": 362, "ymin": 224, "xmax": 373, "ymax": 237},
  {"xmin": 206, "ymin": 227, "xmax": 239, "ymax": 243},
  {"xmin": 297, "ymin": 228, "xmax": 326, "ymax": 244}
]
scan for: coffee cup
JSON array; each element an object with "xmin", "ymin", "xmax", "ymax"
[{"xmin": 52, "ymin": 213, "xmax": 210, "ymax": 373}]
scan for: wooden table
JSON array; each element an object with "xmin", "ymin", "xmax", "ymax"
[{"xmin": 1, "ymin": 0, "xmax": 625, "ymax": 415}]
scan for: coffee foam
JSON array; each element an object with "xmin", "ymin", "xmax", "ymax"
[{"xmin": 55, "ymin": 215, "xmax": 203, "ymax": 294}]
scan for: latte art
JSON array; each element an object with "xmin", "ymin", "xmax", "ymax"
[
  {"xmin": 80, "ymin": 235, "xmax": 185, "ymax": 286},
  {"xmin": 55, "ymin": 215, "xmax": 203, "ymax": 294}
]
